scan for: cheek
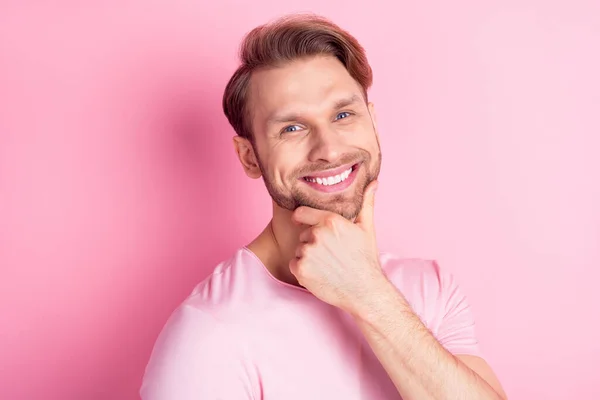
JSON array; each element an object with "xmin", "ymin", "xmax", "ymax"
[
  {"xmin": 270, "ymin": 159, "xmax": 297, "ymax": 186},
  {"xmin": 274, "ymin": 150, "xmax": 305, "ymax": 179},
  {"xmin": 366, "ymin": 136, "xmax": 380, "ymax": 156}
]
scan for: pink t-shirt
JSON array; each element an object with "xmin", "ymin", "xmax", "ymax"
[{"xmin": 140, "ymin": 247, "xmax": 482, "ymax": 400}]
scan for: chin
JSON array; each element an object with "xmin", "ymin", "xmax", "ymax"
[{"xmin": 319, "ymin": 201, "xmax": 361, "ymax": 220}]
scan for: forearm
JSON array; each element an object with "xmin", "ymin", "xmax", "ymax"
[{"xmin": 350, "ymin": 277, "xmax": 504, "ymax": 400}]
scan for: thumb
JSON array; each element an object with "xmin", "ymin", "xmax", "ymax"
[{"xmin": 355, "ymin": 179, "xmax": 378, "ymax": 230}]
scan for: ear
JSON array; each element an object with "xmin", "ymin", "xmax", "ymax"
[
  {"xmin": 367, "ymin": 102, "xmax": 379, "ymax": 138},
  {"xmin": 232, "ymin": 136, "xmax": 262, "ymax": 179}
]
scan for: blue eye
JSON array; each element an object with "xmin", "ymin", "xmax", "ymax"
[
  {"xmin": 283, "ymin": 125, "xmax": 301, "ymax": 133},
  {"xmin": 336, "ymin": 112, "xmax": 351, "ymax": 120}
]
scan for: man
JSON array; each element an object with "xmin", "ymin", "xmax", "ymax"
[{"xmin": 140, "ymin": 14, "xmax": 507, "ymax": 400}]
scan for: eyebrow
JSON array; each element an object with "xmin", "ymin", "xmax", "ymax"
[{"xmin": 266, "ymin": 93, "xmax": 363, "ymax": 126}]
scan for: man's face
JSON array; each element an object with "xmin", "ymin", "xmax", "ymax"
[{"xmin": 244, "ymin": 55, "xmax": 382, "ymax": 220}]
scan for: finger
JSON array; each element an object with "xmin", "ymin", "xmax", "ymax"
[
  {"xmin": 288, "ymin": 258, "xmax": 307, "ymax": 289},
  {"xmin": 354, "ymin": 179, "xmax": 378, "ymax": 230},
  {"xmin": 295, "ymin": 244, "xmax": 305, "ymax": 259},
  {"xmin": 289, "ymin": 257, "xmax": 299, "ymax": 276},
  {"xmin": 298, "ymin": 227, "xmax": 315, "ymax": 243},
  {"xmin": 292, "ymin": 206, "xmax": 334, "ymax": 226}
]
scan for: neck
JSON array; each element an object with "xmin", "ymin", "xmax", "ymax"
[{"xmin": 247, "ymin": 201, "xmax": 305, "ymax": 287}]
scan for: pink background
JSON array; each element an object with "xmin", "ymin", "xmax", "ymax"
[{"xmin": 1, "ymin": 2, "xmax": 599, "ymax": 399}]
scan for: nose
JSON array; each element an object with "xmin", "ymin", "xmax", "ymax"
[{"xmin": 306, "ymin": 126, "xmax": 344, "ymax": 164}]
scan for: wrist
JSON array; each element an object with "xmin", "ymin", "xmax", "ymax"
[{"xmin": 346, "ymin": 270, "xmax": 401, "ymax": 320}]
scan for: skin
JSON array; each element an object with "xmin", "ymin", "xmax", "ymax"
[{"xmin": 233, "ymin": 55, "xmax": 507, "ymax": 399}]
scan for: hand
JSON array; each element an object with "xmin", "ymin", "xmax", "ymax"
[{"xmin": 290, "ymin": 180, "xmax": 387, "ymax": 314}]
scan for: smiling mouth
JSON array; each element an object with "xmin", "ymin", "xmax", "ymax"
[{"xmin": 302, "ymin": 163, "xmax": 359, "ymax": 187}]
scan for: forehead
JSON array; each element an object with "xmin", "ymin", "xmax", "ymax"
[{"xmin": 247, "ymin": 56, "xmax": 364, "ymax": 127}]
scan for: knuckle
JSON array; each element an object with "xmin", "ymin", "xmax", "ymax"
[
  {"xmin": 312, "ymin": 226, "xmax": 325, "ymax": 241},
  {"xmin": 299, "ymin": 243, "xmax": 314, "ymax": 257},
  {"xmin": 323, "ymin": 216, "xmax": 337, "ymax": 228},
  {"xmin": 307, "ymin": 228, "xmax": 317, "ymax": 241},
  {"xmin": 297, "ymin": 245, "xmax": 307, "ymax": 258}
]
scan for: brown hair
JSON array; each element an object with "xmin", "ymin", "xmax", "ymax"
[{"xmin": 222, "ymin": 14, "xmax": 373, "ymax": 142}]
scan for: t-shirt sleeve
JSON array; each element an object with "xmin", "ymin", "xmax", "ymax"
[
  {"xmin": 140, "ymin": 304, "xmax": 258, "ymax": 400},
  {"xmin": 433, "ymin": 261, "xmax": 483, "ymax": 358}
]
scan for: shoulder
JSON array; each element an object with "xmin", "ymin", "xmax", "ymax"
[
  {"xmin": 145, "ymin": 248, "xmax": 259, "ymax": 363},
  {"xmin": 378, "ymin": 251, "xmax": 467, "ymax": 327},
  {"xmin": 139, "ymin": 304, "xmax": 234, "ymax": 398},
  {"xmin": 379, "ymin": 251, "xmax": 482, "ymax": 356},
  {"xmin": 140, "ymin": 248, "xmax": 264, "ymax": 399},
  {"xmin": 183, "ymin": 247, "xmax": 265, "ymax": 321},
  {"xmin": 379, "ymin": 251, "xmax": 447, "ymax": 296},
  {"xmin": 140, "ymin": 302, "xmax": 262, "ymax": 399}
]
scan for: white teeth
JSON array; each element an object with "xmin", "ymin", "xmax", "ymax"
[{"xmin": 305, "ymin": 167, "xmax": 353, "ymax": 186}]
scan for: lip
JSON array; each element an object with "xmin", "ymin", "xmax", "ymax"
[
  {"xmin": 300, "ymin": 163, "xmax": 361, "ymax": 193},
  {"xmin": 301, "ymin": 162, "xmax": 357, "ymax": 179}
]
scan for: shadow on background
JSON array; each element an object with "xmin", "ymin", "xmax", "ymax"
[
  {"xmin": 0, "ymin": 6, "xmax": 268, "ymax": 399},
  {"xmin": 97, "ymin": 75, "xmax": 250, "ymax": 398}
]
